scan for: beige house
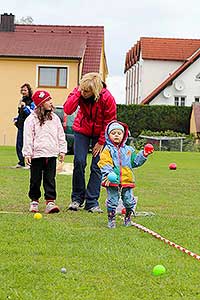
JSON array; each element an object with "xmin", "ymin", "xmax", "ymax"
[
  {"xmin": 190, "ymin": 102, "xmax": 200, "ymax": 142},
  {"xmin": 0, "ymin": 13, "xmax": 108, "ymax": 145}
]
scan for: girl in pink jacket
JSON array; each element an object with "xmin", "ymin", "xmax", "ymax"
[{"xmin": 22, "ymin": 90, "xmax": 67, "ymax": 214}]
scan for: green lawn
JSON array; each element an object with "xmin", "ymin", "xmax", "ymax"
[{"xmin": 1, "ymin": 146, "xmax": 200, "ymax": 299}]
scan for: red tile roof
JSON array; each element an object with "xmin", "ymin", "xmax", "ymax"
[
  {"xmin": 0, "ymin": 24, "xmax": 104, "ymax": 75},
  {"xmin": 125, "ymin": 37, "xmax": 200, "ymax": 72},
  {"xmin": 0, "ymin": 32, "xmax": 87, "ymax": 58},
  {"xmin": 141, "ymin": 37, "xmax": 200, "ymax": 60}
]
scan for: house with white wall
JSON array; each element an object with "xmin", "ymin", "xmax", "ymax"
[{"xmin": 125, "ymin": 37, "xmax": 200, "ymax": 106}]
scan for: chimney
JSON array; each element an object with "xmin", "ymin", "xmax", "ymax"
[{"xmin": 0, "ymin": 13, "xmax": 15, "ymax": 32}]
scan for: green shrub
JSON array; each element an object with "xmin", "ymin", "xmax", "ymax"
[
  {"xmin": 131, "ymin": 130, "xmax": 198, "ymax": 152},
  {"xmin": 117, "ymin": 104, "xmax": 192, "ymax": 137}
]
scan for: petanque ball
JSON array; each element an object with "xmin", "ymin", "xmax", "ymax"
[
  {"xmin": 144, "ymin": 143, "xmax": 154, "ymax": 154},
  {"xmin": 107, "ymin": 172, "xmax": 117, "ymax": 182},
  {"xmin": 169, "ymin": 163, "xmax": 177, "ymax": 170},
  {"xmin": 152, "ymin": 264, "xmax": 166, "ymax": 276},
  {"xmin": 61, "ymin": 267, "xmax": 67, "ymax": 273},
  {"xmin": 121, "ymin": 208, "xmax": 126, "ymax": 215},
  {"xmin": 33, "ymin": 213, "xmax": 42, "ymax": 220}
]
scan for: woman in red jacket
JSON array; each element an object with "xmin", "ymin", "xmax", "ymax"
[{"xmin": 63, "ymin": 72, "xmax": 116, "ymax": 213}]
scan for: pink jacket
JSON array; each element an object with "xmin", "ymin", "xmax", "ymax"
[{"xmin": 22, "ymin": 112, "xmax": 67, "ymax": 158}]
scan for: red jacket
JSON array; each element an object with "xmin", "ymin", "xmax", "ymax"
[{"xmin": 63, "ymin": 86, "xmax": 117, "ymax": 145}]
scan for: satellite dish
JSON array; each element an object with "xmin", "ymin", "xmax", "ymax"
[
  {"xmin": 163, "ymin": 87, "xmax": 171, "ymax": 98},
  {"xmin": 174, "ymin": 80, "xmax": 185, "ymax": 91}
]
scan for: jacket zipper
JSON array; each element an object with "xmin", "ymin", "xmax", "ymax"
[
  {"xmin": 91, "ymin": 105, "xmax": 98, "ymax": 137},
  {"xmin": 118, "ymin": 147, "xmax": 122, "ymax": 186}
]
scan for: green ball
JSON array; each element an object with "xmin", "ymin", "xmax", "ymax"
[{"xmin": 152, "ymin": 264, "xmax": 166, "ymax": 276}]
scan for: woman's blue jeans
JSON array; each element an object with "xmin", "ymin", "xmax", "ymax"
[
  {"xmin": 16, "ymin": 128, "xmax": 25, "ymax": 166},
  {"xmin": 71, "ymin": 132, "xmax": 102, "ymax": 210}
]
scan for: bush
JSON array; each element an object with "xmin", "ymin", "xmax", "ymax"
[
  {"xmin": 131, "ymin": 130, "xmax": 198, "ymax": 152},
  {"xmin": 117, "ymin": 104, "xmax": 192, "ymax": 137}
]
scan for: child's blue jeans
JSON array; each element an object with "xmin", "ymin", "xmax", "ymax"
[{"xmin": 106, "ymin": 186, "xmax": 136, "ymax": 211}]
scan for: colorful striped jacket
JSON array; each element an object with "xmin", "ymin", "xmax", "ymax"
[{"xmin": 98, "ymin": 121, "xmax": 147, "ymax": 188}]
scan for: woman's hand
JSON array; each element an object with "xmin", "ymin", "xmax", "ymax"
[{"xmin": 92, "ymin": 142, "xmax": 104, "ymax": 157}]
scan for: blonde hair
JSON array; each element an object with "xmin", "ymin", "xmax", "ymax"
[{"xmin": 80, "ymin": 72, "xmax": 103, "ymax": 101}]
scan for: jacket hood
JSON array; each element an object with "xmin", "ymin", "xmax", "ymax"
[{"xmin": 105, "ymin": 120, "xmax": 129, "ymax": 147}]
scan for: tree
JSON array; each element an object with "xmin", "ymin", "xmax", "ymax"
[{"xmin": 15, "ymin": 16, "xmax": 34, "ymax": 24}]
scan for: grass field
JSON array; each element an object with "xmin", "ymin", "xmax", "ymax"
[{"xmin": 1, "ymin": 146, "xmax": 200, "ymax": 299}]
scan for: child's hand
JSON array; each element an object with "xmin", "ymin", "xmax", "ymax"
[
  {"xmin": 102, "ymin": 176, "xmax": 111, "ymax": 186},
  {"xmin": 59, "ymin": 152, "xmax": 65, "ymax": 163},
  {"xmin": 143, "ymin": 144, "xmax": 154, "ymax": 157},
  {"xmin": 25, "ymin": 156, "xmax": 32, "ymax": 166}
]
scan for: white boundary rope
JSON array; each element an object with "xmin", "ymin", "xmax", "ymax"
[{"xmin": 131, "ymin": 221, "xmax": 200, "ymax": 261}]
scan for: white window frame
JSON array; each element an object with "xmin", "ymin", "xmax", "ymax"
[
  {"xmin": 194, "ymin": 96, "xmax": 200, "ymax": 102},
  {"xmin": 174, "ymin": 96, "xmax": 186, "ymax": 106}
]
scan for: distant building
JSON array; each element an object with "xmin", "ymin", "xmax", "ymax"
[
  {"xmin": 125, "ymin": 37, "xmax": 200, "ymax": 106},
  {"xmin": 0, "ymin": 13, "xmax": 108, "ymax": 145}
]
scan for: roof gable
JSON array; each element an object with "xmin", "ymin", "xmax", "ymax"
[
  {"xmin": 125, "ymin": 37, "xmax": 200, "ymax": 72},
  {"xmin": 141, "ymin": 48, "xmax": 200, "ymax": 104}
]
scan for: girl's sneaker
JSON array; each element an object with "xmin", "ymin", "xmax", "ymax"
[
  {"xmin": 29, "ymin": 201, "xmax": 39, "ymax": 213},
  {"xmin": 45, "ymin": 202, "xmax": 60, "ymax": 214}
]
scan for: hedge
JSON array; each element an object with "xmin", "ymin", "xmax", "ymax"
[{"xmin": 117, "ymin": 104, "xmax": 192, "ymax": 137}]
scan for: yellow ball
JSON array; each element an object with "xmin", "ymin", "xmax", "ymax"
[{"xmin": 34, "ymin": 213, "xmax": 42, "ymax": 220}]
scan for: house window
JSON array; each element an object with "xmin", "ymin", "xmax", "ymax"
[
  {"xmin": 195, "ymin": 97, "xmax": 200, "ymax": 102},
  {"xmin": 38, "ymin": 66, "xmax": 68, "ymax": 88},
  {"xmin": 174, "ymin": 96, "xmax": 186, "ymax": 106},
  {"xmin": 174, "ymin": 97, "xmax": 179, "ymax": 106},
  {"xmin": 180, "ymin": 97, "xmax": 185, "ymax": 106}
]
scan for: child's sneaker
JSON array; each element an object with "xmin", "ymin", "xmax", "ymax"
[
  {"xmin": 45, "ymin": 202, "xmax": 60, "ymax": 214},
  {"xmin": 108, "ymin": 219, "xmax": 116, "ymax": 229},
  {"xmin": 29, "ymin": 201, "xmax": 39, "ymax": 213},
  {"xmin": 107, "ymin": 209, "xmax": 116, "ymax": 228},
  {"xmin": 124, "ymin": 217, "xmax": 132, "ymax": 227}
]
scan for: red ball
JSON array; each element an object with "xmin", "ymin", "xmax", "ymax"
[
  {"xmin": 169, "ymin": 163, "xmax": 177, "ymax": 170},
  {"xmin": 121, "ymin": 208, "xmax": 126, "ymax": 215},
  {"xmin": 144, "ymin": 143, "xmax": 154, "ymax": 154}
]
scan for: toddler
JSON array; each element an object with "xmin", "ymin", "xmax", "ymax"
[{"xmin": 98, "ymin": 121, "xmax": 153, "ymax": 228}]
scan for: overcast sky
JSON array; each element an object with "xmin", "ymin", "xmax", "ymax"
[{"xmin": 2, "ymin": 0, "xmax": 200, "ymax": 103}]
